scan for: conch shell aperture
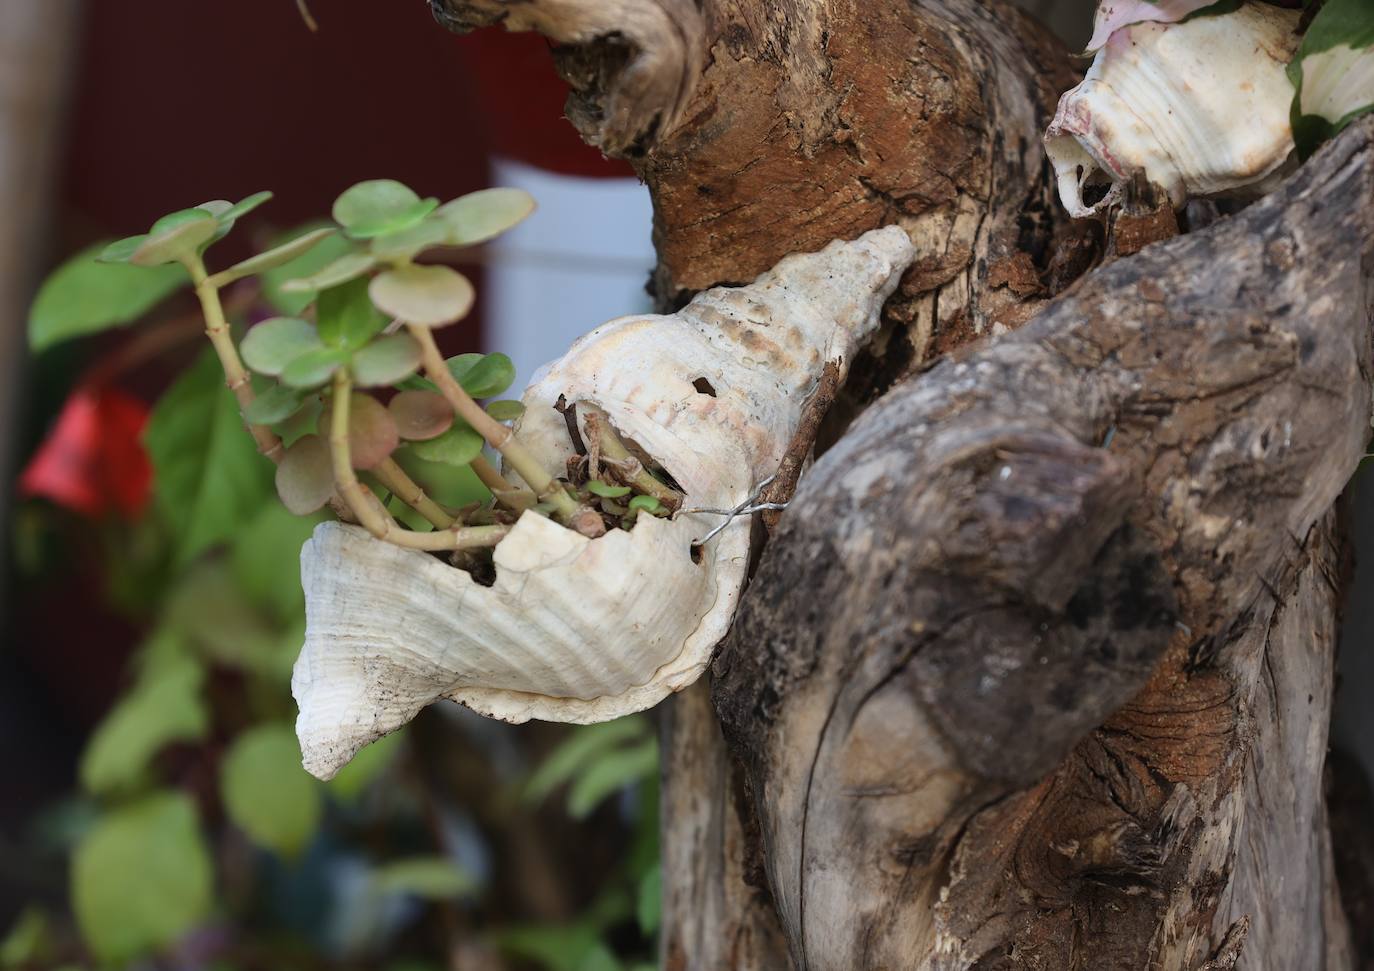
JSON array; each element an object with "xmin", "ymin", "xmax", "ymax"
[
  {"xmin": 1046, "ymin": 2, "xmax": 1302, "ymax": 218},
  {"xmin": 291, "ymin": 227, "xmax": 916, "ymax": 779}
]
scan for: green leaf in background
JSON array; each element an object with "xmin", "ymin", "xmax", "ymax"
[
  {"xmin": 333, "ymin": 179, "xmax": 438, "ymax": 239},
  {"xmin": 220, "ymin": 724, "xmax": 321, "ymax": 857},
  {"xmin": 567, "ymin": 737, "xmax": 658, "ymax": 820},
  {"xmin": 328, "ymin": 727, "xmax": 404, "ymax": 800},
  {"xmin": 636, "ymin": 864, "xmax": 661, "ymax": 935},
  {"xmin": 261, "ymin": 223, "xmax": 358, "ymax": 315},
  {"xmin": 452, "ymin": 352, "xmax": 516, "ymax": 399},
  {"xmin": 432, "ymin": 187, "xmax": 536, "ymax": 246},
  {"xmin": 231, "ymin": 503, "xmax": 320, "ymax": 622},
  {"xmin": 368, "ymin": 264, "xmax": 474, "ymax": 328},
  {"xmin": 373, "ymin": 857, "xmax": 477, "ymax": 899},
  {"xmin": 0, "ymin": 908, "xmax": 53, "ymax": 968},
  {"xmin": 28, "ymin": 244, "xmax": 185, "ymax": 352},
  {"xmin": 317, "ymin": 276, "xmax": 387, "ymax": 349},
  {"xmin": 79, "ymin": 652, "xmax": 207, "ymax": 795},
  {"xmin": 524, "ymin": 717, "xmax": 650, "ymax": 806},
  {"xmin": 164, "ymin": 563, "xmax": 296, "ymax": 681},
  {"xmin": 1289, "ymin": 0, "xmax": 1374, "ymax": 158},
  {"xmin": 144, "ymin": 350, "xmax": 274, "ymax": 563},
  {"xmin": 495, "ymin": 924, "xmax": 613, "ymax": 971},
  {"xmin": 71, "ymin": 792, "xmax": 212, "ymax": 964},
  {"xmin": 390, "ymin": 449, "xmax": 491, "ymax": 508}
]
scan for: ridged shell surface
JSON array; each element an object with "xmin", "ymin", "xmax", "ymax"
[
  {"xmin": 1045, "ymin": 3, "xmax": 1301, "ymax": 217},
  {"xmin": 292, "ymin": 227, "xmax": 916, "ymax": 779}
]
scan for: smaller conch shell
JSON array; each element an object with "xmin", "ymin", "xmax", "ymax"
[
  {"xmin": 1045, "ymin": 2, "xmax": 1302, "ymax": 217},
  {"xmin": 291, "ymin": 227, "xmax": 915, "ymax": 779}
]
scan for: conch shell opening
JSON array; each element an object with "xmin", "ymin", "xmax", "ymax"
[
  {"xmin": 1046, "ymin": 2, "xmax": 1302, "ymax": 218},
  {"xmin": 291, "ymin": 226, "xmax": 916, "ymax": 780}
]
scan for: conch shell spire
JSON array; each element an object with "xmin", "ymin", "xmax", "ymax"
[
  {"xmin": 291, "ymin": 227, "xmax": 915, "ymax": 780},
  {"xmin": 1045, "ymin": 3, "xmax": 1301, "ymax": 218}
]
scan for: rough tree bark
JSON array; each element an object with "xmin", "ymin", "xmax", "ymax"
[{"xmin": 430, "ymin": 1, "xmax": 1370, "ymax": 968}]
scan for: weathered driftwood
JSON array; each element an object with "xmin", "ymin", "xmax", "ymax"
[
  {"xmin": 431, "ymin": 5, "xmax": 1078, "ymax": 964},
  {"xmin": 429, "ymin": 1, "xmax": 1372, "ymax": 967},
  {"xmin": 712, "ymin": 119, "xmax": 1373, "ymax": 969}
]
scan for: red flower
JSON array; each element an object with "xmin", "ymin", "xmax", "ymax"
[{"xmin": 18, "ymin": 385, "xmax": 152, "ymax": 518}]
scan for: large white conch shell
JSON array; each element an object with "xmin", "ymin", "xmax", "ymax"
[
  {"xmin": 291, "ymin": 227, "xmax": 915, "ymax": 779},
  {"xmin": 1045, "ymin": 2, "xmax": 1301, "ymax": 218}
]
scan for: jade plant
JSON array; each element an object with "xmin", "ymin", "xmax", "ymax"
[{"xmin": 83, "ymin": 179, "xmax": 682, "ymax": 567}]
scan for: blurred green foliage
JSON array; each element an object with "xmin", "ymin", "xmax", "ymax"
[{"xmin": 12, "ymin": 213, "xmax": 662, "ymax": 970}]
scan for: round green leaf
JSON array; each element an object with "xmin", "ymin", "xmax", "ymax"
[
  {"xmin": 319, "ymin": 393, "xmax": 399, "ymax": 469},
  {"xmin": 29, "ymin": 244, "xmax": 186, "ymax": 352},
  {"xmin": 453, "ymin": 352, "xmax": 516, "ymax": 398},
  {"xmin": 587, "ymin": 480, "xmax": 631, "ymax": 499},
  {"xmin": 369, "ymin": 264, "xmax": 474, "ymax": 327},
  {"xmin": 411, "ymin": 424, "xmax": 484, "ymax": 466},
  {"xmin": 244, "ymin": 384, "xmax": 308, "ymax": 424},
  {"xmin": 98, "ymin": 235, "xmax": 150, "ymax": 264},
  {"xmin": 317, "ymin": 276, "xmax": 386, "ymax": 348},
  {"xmin": 130, "ymin": 216, "xmax": 219, "ymax": 267},
  {"xmin": 276, "ymin": 434, "xmax": 335, "ymax": 514},
  {"xmin": 390, "ymin": 390, "xmax": 454, "ymax": 440},
  {"xmin": 207, "ymin": 227, "xmax": 338, "ymax": 288},
  {"xmin": 351, "ymin": 333, "xmax": 423, "ymax": 387},
  {"xmin": 485, "ymin": 399, "xmax": 525, "ymax": 421},
  {"xmin": 280, "ymin": 251, "xmax": 378, "ymax": 294},
  {"xmin": 333, "ymin": 180, "xmax": 437, "ymax": 239},
  {"xmin": 220, "ymin": 724, "xmax": 322, "ymax": 857},
  {"xmin": 241, "ymin": 317, "xmax": 322, "ymax": 377},
  {"xmin": 281, "ymin": 346, "xmax": 352, "ymax": 389},
  {"xmin": 71, "ymin": 793, "xmax": 212, "ymax": 964},
  {"xmin": 432, "ymin": 187, "xmax": 536, "ymax": 246}
]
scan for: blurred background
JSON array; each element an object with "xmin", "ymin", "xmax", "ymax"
[{"xmin": 0, "ymin": 2, "xmax": 1368, "ymax": 970}]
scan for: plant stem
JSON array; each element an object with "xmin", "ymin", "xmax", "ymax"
[
  {"xmin": 470, "ymin": 455, "xmax": 517, "ymax": 494},
  {"xmin": 329, "ymin": 371, "xmax": 509, "ymax": 551},
  {"xmin": 583, "ymin": 405, "xmax": 683, "ymax": 511},
  {"xmin": 185, "ymin": 259, "xmax": 284, "ymax": 464},
  {"xmin": 407, "ymin": 323, "xmax": 580, "ymax": 521},
  {"xmin": 372, "ymin": 458, "xmax": 455, "ymax": 529}
]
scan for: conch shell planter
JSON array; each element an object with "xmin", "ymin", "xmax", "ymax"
[
  {"xmin": 1045, "ymin": 2, "xmax": 1302, "ymax": 217},
  {"xmin": 292, "ymin": 226, "xmax": 916, "ymax": 779}
]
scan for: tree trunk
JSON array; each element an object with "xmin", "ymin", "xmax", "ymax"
[{"xmin": 429, "ymin": 1, "xmax": 1371, "ymax": 967}]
